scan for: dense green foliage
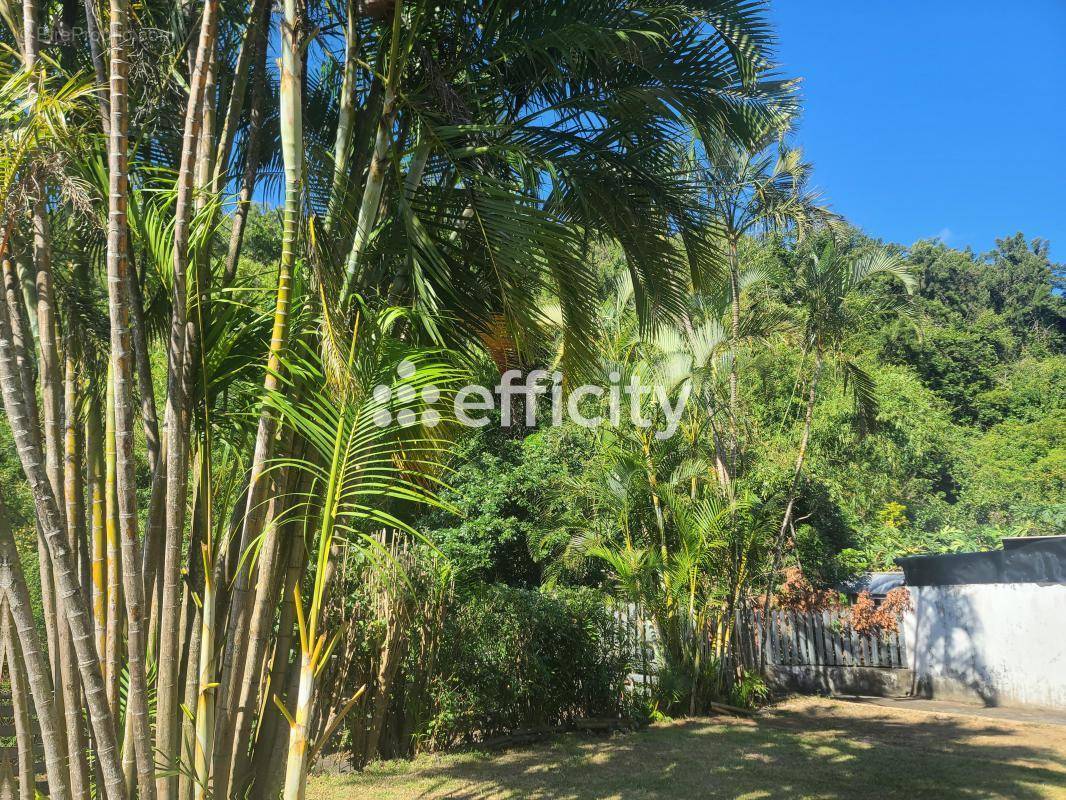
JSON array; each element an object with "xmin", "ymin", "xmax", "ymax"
[
  {"xmin": 0, "ymin": 1, "xmax": 1062, "ymax": 779},
  {"xmin": 427, "ymin": 585, "xmax": 632, "ymax": 746},
  {"xmin": 410, "ymin": 229, "xmax": 1066, "ymax": 590}
]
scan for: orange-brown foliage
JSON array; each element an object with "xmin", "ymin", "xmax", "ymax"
[
  {"xmin": 773, "ymin": 567, "xmax": 839, "ymax": 613},
  {"xmin": 846, "ymin": 587, "xmax": 912, "ymax": 635}
]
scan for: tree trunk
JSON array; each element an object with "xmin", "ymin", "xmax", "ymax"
[
  {"xmin": 222, "ymin": 0, "xmax": 270, "ymax": 286},
  {"xmin": 249, "ymin": 529, "xmax": 306, "ymax": 799},
  {"xmin": 276, "ymin": 4, "xmax": 311, "ymax": 796},
  {"xmin": 127, "ymin": 243, "xmax": 160, "ymax": 473},
  {"xmin": 727, "ymin": 238, "xmax": 741, "ymax": 468},
  {"xmin": 106, "ymin": 0, "xmax": 156, "ymax": 792},
  {"xmin": 281, "ymin": 650, "xmax": 315, "ymax": 800},
  {"xmin": 339, "ymin": 80, "xmax": 397, "ymax": 306},
  {"xmin": 81, "ymin": 0, "xmax": 110, "ymax": 134},
  {"xmin": 22, "ymin": 0, "xmax": 70, "ymax": 781},
  {"xmin": 213, "ymin": 0, "xmax": 269, "ymax": 189},
  {"xmin": 87, "ymin": 394, "xmax": 108, "ymax": 662},
  {"xmin": 0, "ymin": 505, "xmax": 72, "ymax": 800},
  {"xmin": 1, "ymin": 259, "xmax": 37, "ymax": 432},
  {"xmin": 0, "ymin": 601, "xmax": 35, "ymax": 800},
  {"xmin": 176, "ymin": 585, "xmax": 202, "ymax": 800},
  {"xmin": 60, "ymin": 350, "xmax": 90, "ymax": 797},
  {"xmin": 760, "ymin": 350, "xmax": 823, "ymax": 665},
  {"xmin": 192, "ymin": 548, "xmax": 216, "ymax": 800},
  {"xmin": 103, "ymin": 370, "xmax": 123, "ymax": 719},
  {"xmin": 213, "ymin": 0, "xmax": 302, "ymax": 788},
  {"xmin": 155, "ymin": 4, "xmax": 220, "ymax": 796},
  {"xmin": 226, "ymin": 442, "xmax": 298, "ymax": 792},
  {"xmin": 326, "ymin": 0, "xmax": 360, "ymax": 230},
  {"xmin": 0, "ymin": 212, "xmax": 129, "ymax": 800}
]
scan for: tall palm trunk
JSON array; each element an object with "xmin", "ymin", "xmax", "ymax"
[
  {"xmin": 0, "ymin": 503, "xmax": 72, "ymax": 800},
  {"xmin": 87, "ymin": 394, "xmax": 108, "ymax": 662},
  {"xmin": 104, "ymin": 370, "xmax": 123, "ymax": 718},
  {"xmin": 192, "ymin": 547, "xmax": 216, "ymax": 800},
  {"xmin": 0, "ymin": 202, "xmax": 129, "ymax": 800},
  {"xmin": 226, "ymin": 438, "xmax": 299, "ymax": 792},
  {"xmin": 127, "ymin": 244, "xmax": 160, "ymax": 473},
  {"xmin": 760, "ymin": 350, "xmax": 823, "ymax": 665},
  {"xmin": 326, "ymin": 0, "xmax": 360, "ymax": 230},
  {"xmin": 82, "ymin": 0, "xmax": 110, "ymax": 134},
  {"xmin": 155, "ymin": 3, "xmax": 220, "ymax": 795},
  {"xmin": 339, "ymin": 0, "xmax": 406, "ymax": 306},
  {"xmin": 727, "ymin": 237, "xmax": 741, "ymax": 470},
  {"xmin": 214, "ymin": 0, "xmax": 301, "ymax": 788},
  {"xmin": 281, "ymin": 643, "xmax": 316, "ymax": 800},
  {"xmin": 1, "ymin": 259, "xmax": 37, "ymax": 435},
  {"xmin": 223, "ymin": 0, "xmax": 270, "ymax": 285},
  {"xmin": 22, "ymin": 0, "xmax": 70, "ymax": 778},
  {"xmin": 60, "ymin": 350, "xmax": 90, "ymax": 797},
  {"xmin": 105, "ymin": 1, "xmax": 156, "ymax": 793},
  {"xmin": 0, "ymin": 601, "xmax": 35, "ymax": 800},
  {"xmin": 338, "ymin": 85, "xmax": 396, "ymax": 306},
  {"xmin": 213, "ymin": 0, "xmax": 269, "ymax": 189},
  {"xmin": 249, "ymin": 529, "xmax": 307, "ymax": 799}
]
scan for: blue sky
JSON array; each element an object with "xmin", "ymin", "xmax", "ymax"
[{"xmin": 769, "ymin": 1, "xmax": 1066, "ymax": 260}]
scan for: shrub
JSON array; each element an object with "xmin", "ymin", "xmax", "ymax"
[
  {"xmin": 846, "ymin": 587, "xmax": 912, "ymax": 635},
  {"xmin": 425, "ymin": 584, "xmax": 633, "ymax": 747}
]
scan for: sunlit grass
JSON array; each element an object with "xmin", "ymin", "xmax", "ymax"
[{"xmin": 308, "ymin": 697, "xmax": 1066, "ymax": 800}]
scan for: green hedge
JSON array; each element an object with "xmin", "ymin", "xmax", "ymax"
[{"xmin": 424, "ymin": 584, "xmax": 633, "ymax": 746}]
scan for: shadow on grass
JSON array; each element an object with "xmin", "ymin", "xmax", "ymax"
[{"xmin": 332, "ymin": 701, "xmax": 1066, "ymax": 800}]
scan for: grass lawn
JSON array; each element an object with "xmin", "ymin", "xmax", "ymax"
[{"xmin": 308, "ymin": 697, "xmax": 1066, "ymax": 799}]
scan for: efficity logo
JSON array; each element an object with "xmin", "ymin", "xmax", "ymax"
[{"xmin": 371, "ymin": 362, "xmax": 690, "ymax": 440}]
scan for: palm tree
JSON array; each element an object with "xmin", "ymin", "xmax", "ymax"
[
  {"xmin": 702, "ymin": 136, "xmax": 831, "ymax": 476},
  {"xmin": 0, "ymin": 598, "xmax": 35, "ymax": 800},
  {"xmin": 0, "ymin": 0, "xmax": 797, "ymax": 794},
  {"xmin": 211, "ymin": 1, "xmax": 306, "ymax": 793},
  {"xmin": 155, "ymin": 4, "xmax": 221, "ymax": 796},
  {"xmin": 761, "ymin": 237, "xmax": 915, "ymax": 629},
  {"xmin": 104, "ymin": 0, "xmax": 156, "ymax": 792},
  {"xmin": 261, "ymin": 304, "xmax": 458, "ymax": 799},
  {"xmin": 0, "ymin": 501, "xmax": 71, "ymax": 800}
]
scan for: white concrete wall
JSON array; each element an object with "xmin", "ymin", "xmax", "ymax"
[{"xmin": 903, "ymin": 583, "xmax": 1066, "ymax": 710}]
